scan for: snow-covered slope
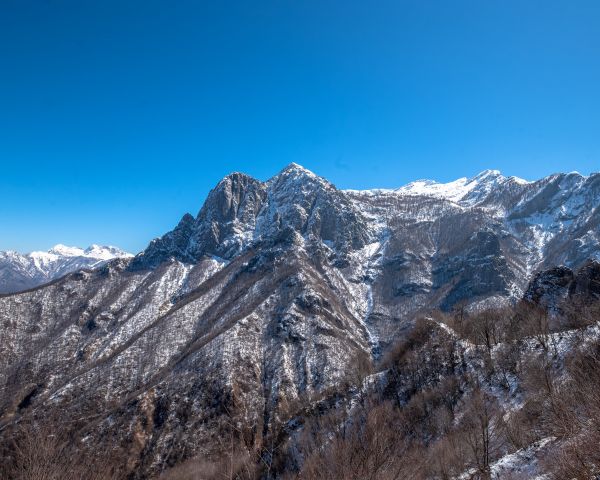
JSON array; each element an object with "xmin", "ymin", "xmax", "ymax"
[
  {"xmin": 346, "ymin": 168, "xmax": 600, "ymax": 304},
  {"xmin": 391, "ymin": 169, "xmax": 529, "ymax": 204},
  {"xmin": 0, "ymin": 244, "xmax": 133, "ymax": 293}
]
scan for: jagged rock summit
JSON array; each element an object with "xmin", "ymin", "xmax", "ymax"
[{"xmin": 132, "ymin": 163, "xmax": 372, "ymax": 269}]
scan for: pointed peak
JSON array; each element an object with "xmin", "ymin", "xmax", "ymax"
[
  {"xmin": 471, "ymin": 169, "xmax": 534, "ymax": 186},
  {"xmin": 284, "ymin": 162, "xmax": 307, "ymax": 171},
  {"xmin": 278, "ymin": 162, "xmax": 318, "ymax": 176},
  {"xmin": 265, "ymin": 163, "xmax": 325, "ymax": 190},
  {"xmin": 172, "ymin": 212, "xmax": 195, "ymax": 230},
  {"xmin": 180, "ymin": 212, "xmax": 195, "ymax": 223},
  {"xmin": 216, "ymin": 170, "xmax": 258, "ymax": 186},
  {"xmin": 272, "ymin": 163, "xmax": 323, "ymax": 184},
  {"xmin": 471, "ymin": 169, "xmax": 503, "ymax": 181},
  {"xmin": 206, "ymin": 172, "xmax": 264, "ymax": 206}
]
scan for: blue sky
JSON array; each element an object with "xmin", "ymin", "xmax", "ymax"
[{"xmin": 1, "ymin": 1, "xmax": 599, "ymax": 253}]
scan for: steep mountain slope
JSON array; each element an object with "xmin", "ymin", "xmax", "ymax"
[
  {"xmin": 0, "ymin": 244, "xmax": 133, "ymax": 294},
  {"xmin": 0, "ymin": 164, "xmax": 599, "ymax": 477}
]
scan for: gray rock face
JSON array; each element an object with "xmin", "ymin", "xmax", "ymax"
[
  {"xmin": 524, "ymin": 260, "xmax": 600, "ymax": 308},
  {"xmin": 524, "ymin": 265, "xmax": 576, "ymax": 308},
  {"xmin": 1, "ymin": 164, "xmax": 599, "ymax": 476},
  {"xmin": 131, "ymin": 172, "xmax": 267, "ymax": 268}
]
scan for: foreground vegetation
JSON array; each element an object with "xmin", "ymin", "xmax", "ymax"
[{"xmin": 2, "ymin": 298, "xmax": 600, "ymax": 479}]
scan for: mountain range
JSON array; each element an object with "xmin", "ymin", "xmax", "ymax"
[
  {"xmin": 0, "ymin": 244, "xmax": 132, "ymax": 294},
  {"xmin": 0, "ymin": 163, "xmax": 599, "ymax": 478}
]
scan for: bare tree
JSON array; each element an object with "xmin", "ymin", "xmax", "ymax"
[{"xmin": 460, "ymin": 389, "xmax": 505, "ymax": 478}]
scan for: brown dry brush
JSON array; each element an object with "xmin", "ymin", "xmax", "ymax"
[
  {"xmin": 0, "ymin": 419, "xmax": 124, "ymax": 480},
  {"xmin": 2, "ymin": 300, "xmax": 600, "ymax": 479},
  {"xmin": 296, "ymin": 400, "xmax": 422, "ymax": 480},
  {"xmin": 540, "ymin": 338, "xmax": 600, "ymax": 478}
]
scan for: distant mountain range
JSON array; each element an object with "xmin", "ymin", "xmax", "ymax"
[
  {"xmin": 0, "ymin": 164, "xmax": 599, "ymax": 478},
  {"xmin": 0, "ymin": 244, "xmax": 132, "ymax": 293}
]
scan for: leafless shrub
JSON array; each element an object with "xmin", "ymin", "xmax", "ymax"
[
  {"xmin": 298, "ymin": 400, "xmax": 421, "ymax": 480},
  {"xmin": 159, "ymin": 448, "xmax": 255, "ymax": 480},
  {"xmin": 0, "ymin": 419, "xmax": 122, "ymax": 480}
]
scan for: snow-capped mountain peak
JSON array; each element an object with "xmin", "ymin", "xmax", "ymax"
[
  {"xmin": 281, "ymin": 161, "xmax": 316, "ymax": 175},
  {"xmin": 344, "ymin": 169, "xmax": 533, "ymax": 203},
  {"xmin": 394, "ymin": 169, "xmax": 515, "ymax": 204},
  {"xmin": 473, "ymin": 168, "xmax": 502, "ymax": 180},
  {"xmin": 269, "ymin": 162, "xmax": 324, "ymax": 187},
  {"xmin": 46, "ymin": 244, "xmax": 86, "ymax": 257},
  {"xmin": 0, "ymin": 244, "xmax": 132, "ymax": 293},
  {"xmin": 83, "ymin": 244, "xmax": 131, "ymax": 259}
]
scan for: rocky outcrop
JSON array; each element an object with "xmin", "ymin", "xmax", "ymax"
[{"xmin": 524, "ymin": 260, "xmax": 600, "ymax": 308}]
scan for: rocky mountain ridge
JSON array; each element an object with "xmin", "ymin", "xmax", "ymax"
[{"xmin": 135, "ymin": 164, "xmax": 600, "ymax": 321}]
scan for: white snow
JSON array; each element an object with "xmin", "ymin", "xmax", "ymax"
[
  {"xmin": 490, "ymin": 437, "xmax": 555, "ymax": 479},
  {"xmin": 345, "ymin": 169, "xmax": 531, "ymax": 207}
]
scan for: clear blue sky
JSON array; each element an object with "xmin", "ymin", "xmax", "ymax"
[{"xmin": 1, "ymin": 1, "xmax": 599, "ymax": 253}]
